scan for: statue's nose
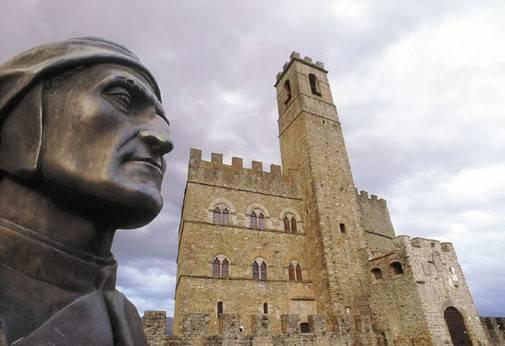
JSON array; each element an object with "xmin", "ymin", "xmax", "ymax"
[{"xmin": 139, "ymin": 129, "xmax": 174, "ymax": 155}]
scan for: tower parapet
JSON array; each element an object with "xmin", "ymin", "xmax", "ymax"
[{"xmin": 188, "ymin": 148, "xmax": 300, "ymax": 199}]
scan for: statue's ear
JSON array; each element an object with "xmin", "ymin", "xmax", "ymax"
[{"xmin": 0, "ymin": 84, "xmax": 43, "ymax": 179}]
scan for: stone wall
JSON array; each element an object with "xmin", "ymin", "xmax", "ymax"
[
  {"xmin": 481, "ymin": 317, "xmax": 505, "ymax": 345},
  {"xmin": 173, "ymin": 150, "xmax": 314, "ymax": 336},
  {"xmin": 169, "ymin": 52, "xmax": 493, "ymax": 346},
  {"xmin": 356, "ymin": 190, "xmax": 395, "ymax": 254}
]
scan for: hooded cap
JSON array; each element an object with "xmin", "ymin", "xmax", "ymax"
[{"xmin": 0, "ymin": 37, "xmax": 161, "ymax": 121}]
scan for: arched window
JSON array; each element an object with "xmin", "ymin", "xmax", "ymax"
[
  {"xmin": 283, "ymin": 216, "xmax": 290, "ymax": 232},
  {"xmin": 260, "ymin": 262, "xmax": 267, "ymax": 280},
  {"xmin": 252, "ymin": 261, "xmax": 259, "ymax": 280},
  {"xmin": 250, "ymin": 211, "xmax": 257, "ymax": 228},
  {"xmin": 222, "ymin": 258, "xmax": 229, "ymax": 278},
  {"xmin": 296, "ymin": 263, "xmax": 302, "ymax": 281},
  {"xmin": 390, "ymin": 262, "xmax": 404, "ymax": 275},
  {"xmin": 263, "ymin": 303, "xmax": 268, "ymax": 314},
  {"xmin": 288, "ymin": 263, "xmax": 295, "ymax": 281},
  {"xmin": 222, "ymin": 208, "xmax": 229, "ymax": 225},
  {"xmin": 212, "ymin": 258, "xmax": 220, "ymax": 277},
  {"xmin": 213, "ymin": 207, "xmax": 221, "ymax": 224},
  {"xmin": 217, "ymin": 301, "xmax": 223, "ymax": 317},
  {"xmin": 212, "ymin": 256, "xmax": 230, "ymax": 278},
  {"xmin": 258, "ymin": 213, "xmax": 265, "ymax": 230},
  {"xmin": 291, "ymin": 218, "xmax": 297, "ymax": 233},
  {"xmin": 371, "ymin": 268, "xmax": 383, "ymax": 280},
  {"xmin": 284, "ymin": 80, "xmax": 292, "ymax": 104},
  {"xmin": 309, "ymin": 73, "xmax": 321, "ymax": 96}
]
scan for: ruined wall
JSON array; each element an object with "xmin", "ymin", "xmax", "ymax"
[
  {"xmin": 402, "ymin": 237, "xmax": 490, "ymax": 345},
  {"xmin": 367, "ymin": 237, "xmax": 432, "ymax": 345},
  {"xmin": 481, "ymin": 317, "xmax": 505, "ymax": 345},
  {"xmin": 356, "ymin": 191, "xmax": 395, "ymax": 254}
]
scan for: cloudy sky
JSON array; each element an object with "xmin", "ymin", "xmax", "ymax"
[{"xmin": 1, "ymin": 0, "xmax": 504, "ymax": 317}]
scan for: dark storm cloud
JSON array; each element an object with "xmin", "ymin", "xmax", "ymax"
[{"xmin": 1, "ymin": 0, "xmax": 503, "ymax": 317}]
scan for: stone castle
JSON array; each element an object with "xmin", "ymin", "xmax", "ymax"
[{"xmin": 143, "ymin": 53, "xmax": 504, "ymax": 345}]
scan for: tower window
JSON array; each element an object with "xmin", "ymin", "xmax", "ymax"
[
  {"xmin": 371, "ymin": 268, "xmax": 383, "ymax": 280},
  {"xmin": 284, "ymin": 80, "xmax": 292, "ymax": 104},
  {"xmin": 291, "ymin": 218, "xmax": 297, "ymax": 233},
  {"xmin": 250, "ymin": 209, "xmax": 267, "ymax": 230},
  {"xmin": 260, "ymin": 262, "xmax": 267, "ymax": 280},
  {"xmin": 288, "ymin": 263, "xmax": 295, "ymax": 280},
  {"xmin": 222, "ymin": 208, "xmax": 229, "ymax": 225},
  {"xmin": 212, "ymin": 256, "xmax": 230, "ymax": 278},
  {"xmin": 289, "ymin": 261, "xmax": 303, "ymax": 281},
  {"xmin": 295, "ymin": 263, "xmax": 303, "ymax": 281},
  {"xmin": 390, "ymin": 262, "xmax": 404, "ymax": 275},
  {"xmin": 283, "ymin": 216, "xmax": 290, "ymax": 232},
  {"xmin": 252, "ymin": 259, "xmax": 268, "ymax": 280},
  {"xmin": 258, "ymin": 213, "xmax": 265, "ymax": 230},
  {"xmin": 252, "ymin": 261, "xmax": 260, "ymax": 279},
  {"xmin": 300, "ymin": 322, "xmax": 310, "ymax": 333},
  {"xmin": 339, "ymin": 223, "xmax": 346, "ymax": 233},
  {"xmin": 217, "ymin": 301, "xmax": 223, "ymax": 317},
  {"xmin": 213, "ymin": 207, "xmax": 221, "ymax": 224},
  {"xmin": 309, "ymin": 73, "xmax": 321, "ymax": 96},
  {"xmin": 263, "ymin": 303, "xmax": 268, "ymax": 314},
  {"xmin": 222, "ymin": 258, "xmax": 229, "ymax": 278},
  {"xmin": 213, "ymin": 205, "xmax": 230, "ymax": 225},
  {"xmin": 250, "ymin": 211, "xmax": 257, "ymax": 228}
]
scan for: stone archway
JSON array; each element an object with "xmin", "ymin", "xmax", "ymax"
[{"xmin": 444, "ymin": 307, "xmax": 471, "ymax": 345}]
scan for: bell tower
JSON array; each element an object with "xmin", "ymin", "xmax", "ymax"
[{"xmin": 275, "ymin": 52, "xmax": 372, "ymax": 340}]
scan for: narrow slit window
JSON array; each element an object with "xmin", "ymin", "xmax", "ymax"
[
  {"xmin": 296, "ymin": 263, "xmax": 302, "ymax": 281},
  {"xmin": 252, "ymin": 261, "xmax": 259, "ymax": 279},
  {"xmin": 263, "ymin": 303, "xmax": 268, "ymax": 314},
  {"xmin": 258, "ymin": 213, "xmax": 265, "ymax": 230},
  {"xmin": 250, "ymin": 212, "xmax": 257, "ymax": 228},
  {"xmin": 260, "ymin": 261, "xmax": 267, "ymax": 280},
  {"xmin": 291, "ymin": 218, "xmax": 297, "ymax": 233},
  {"xmin": 222, "ymin": 208, "xmax": 229, "ymax": 225},
  {"xmin": 288, "ymin": 263, "xmax": 295, "ymax": 281},
  {"xmin": 212, "ymin": 258, "xmax": 220, "ymax": 277},
  {"xmin": 213, "ymin": 207, "xmax": 221, "ymax": 224},
  {"xmin": 217, "ymin": 301, "xmax": 223, "ymax": 317},
  {"xmin": 283, "ymin": 216, "xmax": 290, "ymax": 232},
  {"xmin": 309, "ymin": 73, "xmax": 321, "ymax": 96},
  {"xmin": 284, "ymin": 80, "xmax": 292, "ymax": 104},
  {"xmin": 222, "ymin": 258, "xmax": 229, "ymax": 278},
  {"xmin": 339, "ymin": 223, "xmax": 346, "ymax": 233}
]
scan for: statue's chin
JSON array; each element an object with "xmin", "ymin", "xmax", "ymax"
[{"xmin": 108, "ymin": 189, "xmax": 164, "ymax": 229}]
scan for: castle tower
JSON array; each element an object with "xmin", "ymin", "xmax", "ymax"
[{"xmin": 275, "ymin": 52, "xmax": 372, "ymax": 337}]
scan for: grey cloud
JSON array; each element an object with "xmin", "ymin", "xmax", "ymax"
[{"xmin": 1, "ymin": 0, "xmax": 504, "ymax": 316}]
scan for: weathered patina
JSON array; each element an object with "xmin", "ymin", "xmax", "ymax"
[{"xmin": 0, "ymin": 37, "xmax": 173, "ymax": 345}]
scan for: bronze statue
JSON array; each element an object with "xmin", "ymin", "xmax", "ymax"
[{"xmin": 0, "ymin": 37, "xmax": 173, "ymax": 345}]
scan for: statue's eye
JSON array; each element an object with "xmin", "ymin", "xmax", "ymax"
[{"xmin": 105, "ymin": 86, "xmax": 133, "ymax": 109}]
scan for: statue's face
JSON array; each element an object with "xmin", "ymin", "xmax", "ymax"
[{"xmin": 40, "ymin": 64, "xmax": 173, "ymax": 228}]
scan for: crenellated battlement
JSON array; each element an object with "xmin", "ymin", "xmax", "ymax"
[
  {"xmin": 357, "ymin": 190, "xmax": 387, "ymax": 207},
  {"xmin": 188, "ymin": 148, "xmax": 300, "ymax": 198},
  {"xmin": 408, "ymin": 237, "xmax": 455, "ymax": 253},
  {"xmin": 275, "ymin": 51, "xmax": 327, "ymax": 85}
]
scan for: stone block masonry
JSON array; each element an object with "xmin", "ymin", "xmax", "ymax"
[{"xmin": 159, "ymin": 52, "xmax": 494, "ymax": 346}]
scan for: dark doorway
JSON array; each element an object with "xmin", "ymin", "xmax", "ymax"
[
  {"xmin": 444, "ymin": 307, "xmax": 471, "ymax": 345},
  {"xmin": 300, "ymin": 322, "xmax": 310, "ymax": 333}
]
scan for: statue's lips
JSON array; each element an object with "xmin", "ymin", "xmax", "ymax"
[{"xmin": 129, "ymin": 157, "xmax": 163, "ymax": 174}]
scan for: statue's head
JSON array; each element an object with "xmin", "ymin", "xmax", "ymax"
[{"xmin": 0, "ymin": 37, "xmax": 173, "ymax": 228}]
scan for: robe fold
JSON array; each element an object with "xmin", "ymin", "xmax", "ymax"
[{"xmin": 0, "ymin": 218, "xmax": 147, "ymax": 346}]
